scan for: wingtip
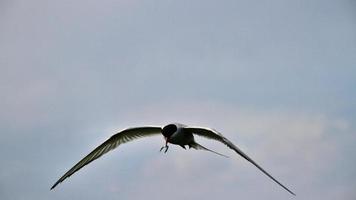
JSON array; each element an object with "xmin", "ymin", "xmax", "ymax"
[
  {"xmin": 284, "ymin": 187, "xmax": 296, "ymax": 196},
  {"xmin": 50, "ymin": 181, "xmax": 59, "ymax": 190}
]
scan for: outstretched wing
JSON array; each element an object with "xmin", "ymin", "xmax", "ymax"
[
  {"xmin": 185, "ymin": 126, "xmax": 295, "ymax": 196},
  {"xmin": 51, "ymin": 126, "xmax": 162, "ymax": 190}
]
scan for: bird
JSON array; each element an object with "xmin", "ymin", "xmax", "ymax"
[{"xmin": 50, "ymin": 123, "xmax": 295, "ymax": 195}]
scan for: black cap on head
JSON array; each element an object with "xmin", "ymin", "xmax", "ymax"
[{"xmin": 162, "ymin": 124, "xmax": 177, "ymax": 138}]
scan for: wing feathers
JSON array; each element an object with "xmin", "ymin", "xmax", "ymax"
[
  {"xmin": 51, "ymin": 126, "xmax": 161, "ymax": 190},
  {"xmin": 185, "ymin": 127, "xmax": 295, "ymax": 196}
]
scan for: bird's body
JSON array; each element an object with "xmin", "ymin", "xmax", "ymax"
[
  {"xmin": 166, "ymin": 123, "xmax": 193, "ymax": 146},
  {"xmin": 160, "ymin": 123, "xmax": 226, "ymax": 156},
  {"xmin": 51, "ymin": 123, "xmax": 295, "ymax": 196}
]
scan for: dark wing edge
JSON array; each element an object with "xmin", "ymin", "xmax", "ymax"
[
  {"xmin": 50, "ymin": 126, "xmax": 162, "ymax": 190},
  {"xmin": 185, "ymin": 127, "xmax": 296, "ymax": 196}
]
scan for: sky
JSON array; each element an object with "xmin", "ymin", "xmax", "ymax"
[{"xmin": 0, "ymin": 0, "xmax": 355, "ymax": 199}]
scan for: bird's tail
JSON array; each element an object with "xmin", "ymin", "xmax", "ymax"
[{"xmin": 189, "ymin": 142, "xmax": 229, "ymax": 158}]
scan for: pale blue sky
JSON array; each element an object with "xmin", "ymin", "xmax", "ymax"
[{"xmin": 0, "ymin": 0, "xmax": 355, "ymax": 199}]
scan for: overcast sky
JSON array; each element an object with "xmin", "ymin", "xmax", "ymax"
[{"xmin": 1, "ymin": 0, "xmax": 355, "ymax": 199}]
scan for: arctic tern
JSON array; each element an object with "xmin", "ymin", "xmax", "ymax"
[{"xmin": 51, "ymin": 123, "xmax": 295, "ymax": 195}]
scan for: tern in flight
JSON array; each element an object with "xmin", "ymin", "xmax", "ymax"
[{"xmin": 51, "ymin": 123, "xmax": 295, "ymax": 195}]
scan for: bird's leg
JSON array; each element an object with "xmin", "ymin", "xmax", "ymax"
[
  {"xmin": 164, "ymin": 144, "xmax": 169, "ymax": 153},
  {"xmin": 159, "ymin": 146, "xmax": 165, "ymax": 152},
  {"xmin": 160, "ymin": 137, "xmax": 169, "ymax": 153},
  {"xmin": 159, "ymin": 144, "xmax": 169, "ymax": 153}
]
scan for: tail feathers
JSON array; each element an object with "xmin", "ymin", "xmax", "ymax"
[{"xmin": 190, "ymin": 142, "xmax": 229, "ymax": 158}]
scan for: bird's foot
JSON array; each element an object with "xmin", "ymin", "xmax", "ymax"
[{"xmin": 159, "ymin": 145, "xmax": 169, "ymax": 153}]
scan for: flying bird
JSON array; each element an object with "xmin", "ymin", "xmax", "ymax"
[{"xmin": 51, "ymin": 123, "xmax": 295, "ymax": 195}]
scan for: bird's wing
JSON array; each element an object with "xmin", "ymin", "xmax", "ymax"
[
  {"xmin": 51, "ymin": 126, "xmax": 162, "ymax": 190},
  {"xmin": 185, "ymin": 126, "xmax": 295, "ymax": 196}
]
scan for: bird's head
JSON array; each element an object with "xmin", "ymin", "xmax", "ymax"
[{"xmin": 161, "ymin": 124, "xmax": 177, "ymax": 138}]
